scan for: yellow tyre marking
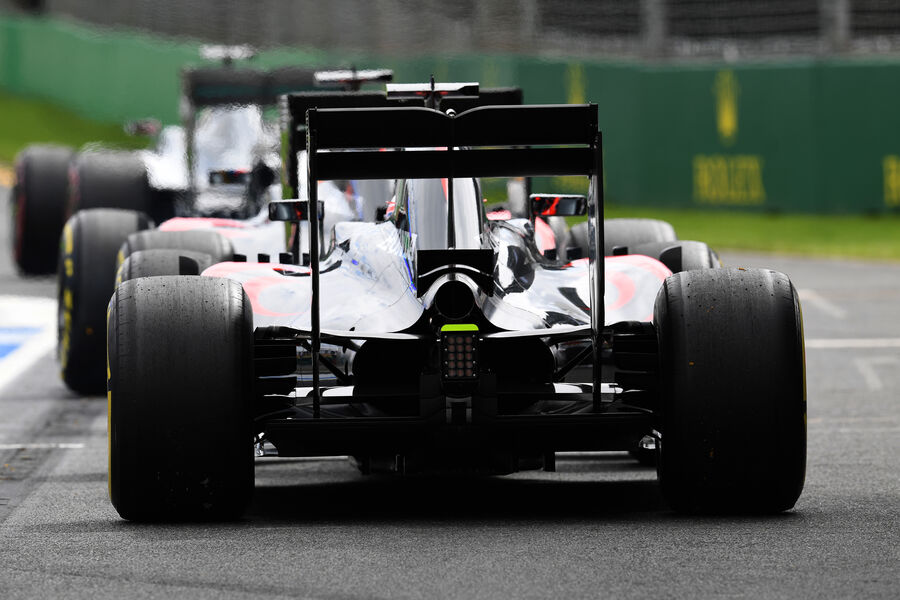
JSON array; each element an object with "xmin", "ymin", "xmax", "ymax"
[{"xmin": 106, "ymin": 300, "xmax": 113, "ymax": 499}]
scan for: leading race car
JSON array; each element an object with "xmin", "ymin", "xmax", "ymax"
[
  {"xmin": 57, "ymin": 66, "xmax": 394, "ymax": 394},
  {"xmin": 10, "ymin": 52, "xmax": 348, "ymax": 275},
  {"xmin": 106, "ymin": 99, "xmax": 806, "ymax": 520},
  {"xmin": 59, "ymin": 80, "xmax": 525, "ymax": 395}
]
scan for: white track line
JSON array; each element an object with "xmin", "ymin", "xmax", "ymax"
[
  {"xmin": 0, "ymin": 296, "xmax": 57, "ymax": 394},
  {"xmin": 806, "ymin": 338, "xmax": 900, "ymax": 349},
  {"xmin": 852, "ymin": 356, "xmax": 900, "ymax": 391},
  {"xmin": 0, "ymin": 443, "xmax": 84, "ymax": 450},
  {"xmin": 798, "ymin": 288, "xmax": 847, "ymax": 319}
]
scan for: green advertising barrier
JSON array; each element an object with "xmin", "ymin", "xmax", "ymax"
[{"xmin": 2, "ymin": 15, "xmax": 900, "ymax": 213}]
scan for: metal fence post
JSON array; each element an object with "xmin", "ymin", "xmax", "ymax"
[
  {"xmin": 642, "ymin": 0, "xmax": 667, "ymax": 58},
  {"xmin": 822, "ymin": 0, "xmax": 851, "ymax": 53}
]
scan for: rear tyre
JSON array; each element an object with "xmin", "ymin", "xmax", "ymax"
[
  {"xmin": 116, "ymin": 249, "xmax": 214, "ymax": 284},
  {"xmin": 108, "ymin": 276, "xmax": 254, "ymax": 521},
  {"xmin": 565, "ymin": 218, "xmax": 678, "ymax": 260},
  {"xmin": 70, "ymin": 151, "xmax": 175, "ymax": 224},
  {"xmin": 604, "ymin": 218, "xmax": 676, "ymax": 257},
  {"xmin": 545, "ymin": 216, "xmax": 568, "ymax": 258},
  {"xmin": 566, "ymin": 221, "xmax": 590, "ymax": 260},
  {"xmin": 119, "ymin": 229, "xmax": 233, "ymax": 266},
  {"xmin": 654, "ymin": 268, "xmax": 806, "ymax": 513},
  {"xmin": 629, "ymin": 240, "xmax": 720, "ymax": 272},
  {"xmin": 11, "ymin": 145, "xmax": 74, "ymax": 275},
  {"xmin": 58, "ymin": 209, "xmax": 152, "ymax": 394}
]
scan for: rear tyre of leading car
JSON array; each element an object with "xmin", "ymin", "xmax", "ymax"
[
  {"xmin": 116, "ymin": 249, "xmax": 214, "ymax": 284},
  {"xmin": 567, "ymin": 217, "xmax": 678, "ymax": 260},
  {"xmin": 654, "ymin": 268, "xmax": 806, "ymax": 513},
  {"xmin": 118, "ymin": 229, "xmax": 233, "ymax": 265},
  {"xmin": 629, "ymin": 240, "xmax": 720, "ymax": 272},
  {"xmin": 603, "ymin": 218, "xmax": 677, "ymax": 257},
  {"xmin": 58, "ymin": 209, "xmax": 152, "ymax": 394},
  {"xmin": 70, "ymin": 151, "xmax": 176, "ymax": 224},
  {"xmin": 108, "ymin": 276, "xmax": 254, "ymax": 521},
  {"xmin": 11, "ymin": 145, "xmax": 74, "ymax": 275}
]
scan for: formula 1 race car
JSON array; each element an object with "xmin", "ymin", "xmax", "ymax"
[
  {"xmin": 106, "ymin": 99, "xmax": 806, "ymax": 520},
  {"xmin": 56, "ymin": 65, "xmax": 393, "ymax": 394},
  {"xmin": 59, "ymin": 80, "xmax": 520, "ymax": 395},
  {"xmin": 10, "ymin": 52, "xmax": 344, "ymax": 275}
]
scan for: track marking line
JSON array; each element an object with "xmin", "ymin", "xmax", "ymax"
[
  {"xmin": 852, "ymin": 356, "xmax": 900, "ymax": 391},
  {"xmin": 808, "ymin": 416, "xmax": 896, "ymax": 424},
  {"xmin": 806, "ymin": 338, "xmax": 900, "ymax": 349},
  {"xmin": 808, "ymin": 427, "xmax": 900, "ymax": 434},
  {"xmin": 0, "ymin": 296, "xmax": 57, "ymax": 394},
  {"xmin": 0, "ymin": 443, "xmax": 85, "ymax": 450},
  {"xmin": 798, "ymin": 288, "xmax": 847, "ymax": 319}
]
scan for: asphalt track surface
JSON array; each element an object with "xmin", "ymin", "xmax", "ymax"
[{"xmin": 1, "ymin": 186, "xmax": 898, "ymax": 599}]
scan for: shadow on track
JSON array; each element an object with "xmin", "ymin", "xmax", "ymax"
[{"xmin": 247, "ymin": 454, "xmax": 668, "ymax": 524}]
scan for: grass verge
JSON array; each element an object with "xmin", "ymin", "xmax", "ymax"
[
  {"xmin": 0, "ymin": 90, "xmax": 149, "ymax": 164},
  {"xmin": 600, "ymin": 206, "xmax": 900, "ymax": 262}
]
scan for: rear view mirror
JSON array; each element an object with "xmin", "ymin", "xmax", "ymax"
[
  {"xmin": 208, "ymin": 169, "xmax": 250, "ymax": 185},
  {"xmin": 124, "ymin": 118, "xmax": 161, "ymax": 137},
  {"xmin": 269, "ymin": 200, "xmax": 325, "ymax": 222},
  {"xmin": 530, "ymin": 194, "xmax": 587, "ymax": 217}
]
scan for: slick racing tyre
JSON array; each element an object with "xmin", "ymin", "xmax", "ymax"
[
  {"xmin": 629, "ymin": 240, "xmax": 721, "ymax": 273},
  {"xmin": 58, "ymin": 209, "xmax": 152, "ymax": 394},
  {"xmin": 11, "ymin": 145, "xmax": 74, "ymax": 275},
  {"xmin": 654, "ymin": 268, "xmax": 806, "ymax": 513},
  {"xmin": 118, "ymin": 229, "xmax": 234, "ymax": 267},
  {"xmin": 116, "ymin": 249, "xmax": 214, "ymax": 285},
  {"xmin": 108, "ymin": 276, "xmax": 254, "ymax": 521},
  {"xmin": 566, "ymin": 221, "xmax": 591, "ymax": 260},
  {"xmin": 603, "ymin": 218, "xmax": 676, "ymax": 257},
  {"xmin": 70, "ymin": 151, "xmax": 175, "ymax": 225},
  {"xmin": 545, "ymin": 216, "xmax": 569, "ymax": 259},
  {"xmin": 566, "ymin": 218, "xmax": 678, "ymax": 261}
]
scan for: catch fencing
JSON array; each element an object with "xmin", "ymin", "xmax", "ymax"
[
  {"xmin": 1, "ymin": 12, "xmax": 900, "ymax": 213},
  {"xmin": 10, "ymin": 0, "xmax": 900, "ymax": 59}
]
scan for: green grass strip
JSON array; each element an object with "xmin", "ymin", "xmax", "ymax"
[
  {"xmin": 0, "ymin": 90, "xmax": 149, "ymax": 164},
  {"xmin": 599, "ymin": 206, "xmax": 900, "ymax": 262}
]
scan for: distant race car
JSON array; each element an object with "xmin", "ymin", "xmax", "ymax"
[
  {"xmin": 53, "ymin": 62, "xmax": 393, "ymax": 394},
  {"xmin": 106, "ymin": 93, "xmax": 806, "ymax": 521},
  {"xmin": 60, "ymin": 80, "xmax": 520, "ymax": 395}
]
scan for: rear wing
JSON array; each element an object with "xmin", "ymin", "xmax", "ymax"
[
  {"xmin": 314, "ymin": 69, "xmax": 395, "ymax": 90},
  {"xmin": 182, "ymin": 66, "xmax": 333, "ymax": 108},
  {"xmin": 279, "ymin": 86, "xmax": 525, "ymax": 196},
  {"xmin": 301, "ymin": 104, "xmax": 604, "ymax": 412},
  {"xmin": 183, "ymin": 66, "xmax": 397, "ymax": 108}
]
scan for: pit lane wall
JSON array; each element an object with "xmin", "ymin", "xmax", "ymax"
[{"xmin": 2, "ymin": 15, "xmax": 900, "ymax": 214}]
